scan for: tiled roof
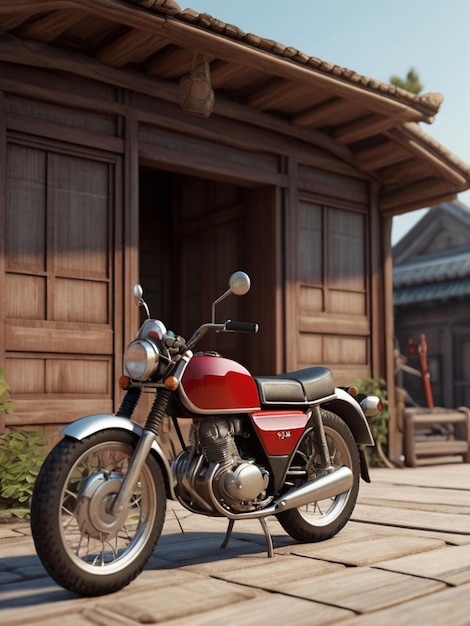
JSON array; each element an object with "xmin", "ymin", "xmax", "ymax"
[
  {"xmin": 394, "ymin": 279, "xmax": 470, "ymax": 305},
  {"xmin": 177, "ymin": 7, "xmax": 445, "ymax": 118},
  {"xmin": 394, "ymin": 238, "xmax": 470, "ymax": 305},
  {"xmin": 394, "ymin": 248, "xmax": 470, "ymax": 288},
  {"xmin": 1, "ymin": 0, "xmax": 470, "ymax": 213}
]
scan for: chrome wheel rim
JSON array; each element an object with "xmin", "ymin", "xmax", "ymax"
[{"xmin": 58, "ymin": 441, "xmax": 157, "ymax": 575}]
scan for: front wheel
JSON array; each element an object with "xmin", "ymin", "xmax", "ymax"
[
  {"xmin": 276, "ymin": 410, "xmax": 360, "ymax": 543},
  {"xmin": 31, "ymin": 429, "xmax": 166, "ymax": 596}
]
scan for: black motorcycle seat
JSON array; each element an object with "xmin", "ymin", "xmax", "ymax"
[{"xmin": 254, "ymin": 366, "xmax": 335, "ymax": 407}]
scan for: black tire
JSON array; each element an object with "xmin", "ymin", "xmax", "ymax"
[
  {"xmin": 31, "ymin": 429, "xmax": 166, "ymax": 596},
  {"xmin": 276, "ymin": 410, "xmax": 360, "ymax": 543}
]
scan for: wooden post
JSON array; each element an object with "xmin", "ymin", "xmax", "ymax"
[{"xmin": 419, "ymin": 334, "xmax": 435, "ymax": 409}]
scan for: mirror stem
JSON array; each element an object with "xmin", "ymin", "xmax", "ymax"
[{"xmin": 211, "ymin": 288, "xmax": 231, "ymax": 323}]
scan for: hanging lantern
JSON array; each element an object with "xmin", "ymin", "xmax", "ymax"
[{"xmin": 179, "ymin": 53, "xmax": 214, "ymax": 117}]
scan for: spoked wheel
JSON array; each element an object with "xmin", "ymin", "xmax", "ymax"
[
  {"xmin": 276, "ymin": 410, "xmax": 360, "ymax": 542},
  {"xmin": 31, "ymin": 429, "xmax": 166, "ymax": 596}
]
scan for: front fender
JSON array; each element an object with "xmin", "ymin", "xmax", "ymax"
[
  {"xmin": 61, "ymin": 414, "xmax": 176, "ymax": 499},
  {"xmin": 323, "ymin": 389, "xmax": 375, "ymax": 446}
]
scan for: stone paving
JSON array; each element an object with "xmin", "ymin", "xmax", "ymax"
[{"xmin": 1, "ymin": 463, "xmax": 469, "ymax": 625}]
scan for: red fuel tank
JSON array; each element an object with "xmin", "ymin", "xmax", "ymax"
[{"xmin": 179, "ymin": 354, "xmax": 261, "ymax": 414}]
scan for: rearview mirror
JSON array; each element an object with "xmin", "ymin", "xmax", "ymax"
[{"xmin": 229, "ymin": 271, "xmax": 251, "ymax": 296}]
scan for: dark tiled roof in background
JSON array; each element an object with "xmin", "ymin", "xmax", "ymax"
[
  {"xmin": 394, "ymin": 280, "xmax": 470, "ymax": 305},
  {"xmin": 393, "ymin": 201, "xmax": 470, "ymax": 305},
  {"xmin": 394, "ymin": 247, "xmax": 470, "ymax": 304},
  {"xmin": 394, "ymin": 248, "xmax": 470, "ymax": 287}
]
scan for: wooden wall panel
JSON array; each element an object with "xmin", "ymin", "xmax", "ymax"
[
  {"xmin": 6, "ymin": 274, "xmax": 46, "ymax": 319},
  {"xmin": 6, "ymin": 358, "xmax": 44, "ymax": 394},
  {"xmin": 329, "ymin": 291, "xmax": 366, "ymax": 315},
  {"xmin": 54, "ymin": 279, "xmax": 109, "ymax": 323},
  {"xmin": 2, "ymin": 98, "xmax": 123, "ymax": 431},
  {"xmin": 6, "ymin": 144, "xmax": 46, "ymax": 273},
  {"xmin": 45, "ymin": 359, "xmax": 110, "ymax": 395},
  {"xmin": 323, "ymin": 336, "xmax": 368, "ymax": 365},
  {"xmin": 299, "ymin": 286, "xmax": 323, "ymax": 313}
]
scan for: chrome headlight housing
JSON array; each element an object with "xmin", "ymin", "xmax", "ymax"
[{"xmin": 123, "ymin": 339, "xmax": 161, "ymax": 381}]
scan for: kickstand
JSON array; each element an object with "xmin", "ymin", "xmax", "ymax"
[
  {"xmin": 220, "ymin": 518, "xmax": 234, "ymax": 550},
  {"xmin": 220, "ymin": 517, "xmax": 274, "ymax": 558}
]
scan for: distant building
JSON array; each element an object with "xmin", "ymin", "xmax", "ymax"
[{"xmin": 393, "ymin": 200, "xmax": 470, "ymax": 409}]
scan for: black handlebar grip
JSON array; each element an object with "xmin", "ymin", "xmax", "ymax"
[{"xmin": 225, "ymin": 321, "xmax": 259, "ymax": 333}]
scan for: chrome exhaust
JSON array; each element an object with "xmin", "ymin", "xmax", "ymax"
[
  {"xmin": 207, "ymin": 464, "xmax": 354, "ymax": 520},
  {"xmin": 273, "ymin": 465, "xmax": 353, "ymax": 513}
]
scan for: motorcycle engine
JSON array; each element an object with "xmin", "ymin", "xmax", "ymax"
[{"xmin": 173, "ymin": 417, "xmax": 270, "ymax": 514}]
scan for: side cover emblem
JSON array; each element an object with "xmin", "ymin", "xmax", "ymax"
[{"xmin": 277, "ymin": 430, "xmax": 291, "ymax": 440}]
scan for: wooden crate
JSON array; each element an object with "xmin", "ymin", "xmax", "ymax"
[{"xmin": 404, "ymin": 407, "xmax": 470, "ymax": 467}]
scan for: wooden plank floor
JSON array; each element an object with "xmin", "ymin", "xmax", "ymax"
[{"xmin": 0, "ymin": 463, "xmax": 469, "ymax": 625}]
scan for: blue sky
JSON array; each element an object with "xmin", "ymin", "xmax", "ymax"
[{"xmin": 185, "ymin": 0, "xmax": 470, "ymax": 243}]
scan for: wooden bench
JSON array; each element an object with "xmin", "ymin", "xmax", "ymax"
[{"xmin": 404, "ymin": 407, "xmax": 470, "ymax": 467}]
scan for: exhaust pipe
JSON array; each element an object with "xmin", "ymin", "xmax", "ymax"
[
  {"xmin": 207, "ymin": 464, "xmax": 354, "ymax": 520},
  {"xmin": 273, "ymin": 465, "xmax": 353, "ymax": 513}
]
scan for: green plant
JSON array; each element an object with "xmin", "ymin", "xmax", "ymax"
[
  {"xmin": 0, "ymin": 368, "xmax": 13, "ymax": 416},
  {"xmin": 353, "ymin": 377, "xmax": 391, "ymax": 467},
  {"xmin": 0, "ymin": 431, "xmax": 49, "ymax": 520}
]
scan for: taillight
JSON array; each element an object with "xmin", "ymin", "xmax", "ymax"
[{"xmin": 360, "ymin": 395, "xmax": 382, "ymax": 418}]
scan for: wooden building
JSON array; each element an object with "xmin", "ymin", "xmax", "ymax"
[
  {"xmin": 1, "ymin": 0, "xmax": 470, "ymax": 459},
  {"xmin": 394, "ymin": 199, "xmax": 470, "ymax": 410}
]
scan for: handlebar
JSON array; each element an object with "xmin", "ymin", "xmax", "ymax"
[
  {"xmin": 224, "ymin": 321, "xmax": 259, "ymax": 333},
  {"xmin": 185, "ymin": 319, "xmax": 259, "ymax": 352}
]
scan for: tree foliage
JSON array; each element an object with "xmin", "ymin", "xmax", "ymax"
[{"xmin": 390, "ymin": 67, "xmax": 423, "ymax": 95}]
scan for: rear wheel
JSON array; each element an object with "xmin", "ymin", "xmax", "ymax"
[
  {"xmin": 276, "ymin": 410, "xmax": 359, "ymax": 542},
  {"xmin": 31, "ymin": 429, "xmax": 166, "ymax": 596}
]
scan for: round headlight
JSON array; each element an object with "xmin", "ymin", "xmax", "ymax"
[{"xmin": 123, "ymin": 339, "xmax": 160, "ymax": 381}]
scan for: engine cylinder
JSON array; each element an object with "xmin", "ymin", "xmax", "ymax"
[{"xmin": 173, "ymin": 417, "xmax": 270, "ymax": 513}]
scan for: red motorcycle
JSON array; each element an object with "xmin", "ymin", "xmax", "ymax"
[{"xmin": 31, "ymin": 272, "xmax": 379, "ymax": 596}]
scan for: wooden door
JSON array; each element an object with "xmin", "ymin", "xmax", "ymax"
[
  {"xmin": 3, "ymin": 141, "xmax": 122, "ymax": 433},
  {"xmin": 294, "ymin": 198, "xmax": 371, "ymax": 383}
]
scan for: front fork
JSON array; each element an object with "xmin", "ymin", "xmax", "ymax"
[{"xmin": 111, "ymin": 388, "xmax": 171, "ymax": 516}]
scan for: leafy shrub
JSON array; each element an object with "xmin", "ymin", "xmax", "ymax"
[
  {"xmin": 353, "ymin": 377, "xmax": 390, "ymax": 467},
  {"xmin": 0, "ymin": 431, "xmax": 49, "ymax": 520},
  {"xmin": 0, "ymin": 368, "xmax": 13, "ymax": 416}
]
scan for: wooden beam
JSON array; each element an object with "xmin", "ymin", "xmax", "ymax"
[
  {"xmin": 96, "ymin": 29, "xmax": 169, "ymax": 66},
  {"xmin": 0, "ymin": 35, "xmax": 355, "ymax": 166},
  {"xmin": 0, "ymin": 1, "xmax": 168, "ymax": 32},
  {"xmin": 0, "ymin": 13, "xmax": 33, "ymax": 33},
  {"xmin": 160, "ymin": 18, "xmax": 436, "ymax": 120},
  {"xmin": 247, "ymin": 78, "xmax": 311, "ymax": 109},
  {"xmin": 0, "ymin": 33, "xmax": 180, "ymax": 103},
  {"xmin": 209, "ymin": 60, "xmax": 250, "ymax": 88},
  {"xmin": 380, "ymin": 179, "xmax": 459, "ymax": 214},
  {"xmin": 334, "ymin": 113, "xmax": 408, "ymax": 144},
  {"xmin": 292, "ymin": 97, "xmax": 353, "ymax": 128},
  {"xmin": 355, "ymin": 142, "xmax": 410, "ymax": 171},
  {"xmin": 15, "ymin": 9, "xmax": 86, "ymax": 42},
  {"xmin": 146, "ymin": 45, "xmax": 193, "ymax": 78},
  {"xmin": 386, "ymin": 125, "xmax": 468, "ymax": 187}
]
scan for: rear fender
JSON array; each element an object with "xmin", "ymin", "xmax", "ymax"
[
  {"xmin": 323, "ymin": 388, "xmax": 374, "ymax": 446},
  {"xmin": 323, "ymin": 389, "xmax": 374, "ymax": 483},
  {"xmin": 61, "ymin": 414, "xmax": 176, "ymax": 499}
]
